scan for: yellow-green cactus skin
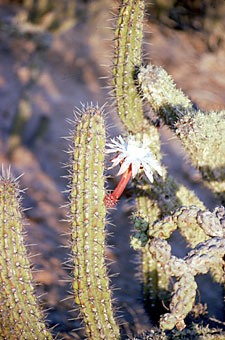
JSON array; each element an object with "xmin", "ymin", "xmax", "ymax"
[
  {"xmin": 113, "ymin": 0, "xmax": 145, "ymax": 133},
  {"xmin": 70, "ymin": 105, "xmax": 120, "ymax": 340},
  {"xmin": 0, "ymin": 170, "xmax": 53, "ymax": 340}
]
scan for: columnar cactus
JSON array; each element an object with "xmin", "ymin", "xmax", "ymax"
[
  {"xmin": 113, "ymin": 0, "xmax": 145, "ymax": 133},
  {"xmin": 0, "ymin": 169, "xmax": 53, "ymax": 340},
  {"xmin": 69, "ymin": 104, "xmax": 120, "ymax": 340}
]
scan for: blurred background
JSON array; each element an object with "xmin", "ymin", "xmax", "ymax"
[{"xmin": 0, "ymin": 0, "xmax": 225, "ymax": 339}]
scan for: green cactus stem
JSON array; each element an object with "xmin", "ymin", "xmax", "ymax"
[
  {"xmin": 0, "ymin": 169, "xmax": 53, "ymax": 340},
  {"xmin": 149, "ymin": 234, "xmax": 225, "ymax": 331},
  {"xmin": 70, "ymin": 104, "xmax": 120, "ymax": 340},
  {"xmin": 137, "ymin": 64, "xmax": 225, "ymax": 203},
  {"xmin": 113, "ymin": 0, "xmax": 145, "ymax": 133},
  {"xmin": 132, "ymin": 126, "xmax": 206, "ymax": 311}
]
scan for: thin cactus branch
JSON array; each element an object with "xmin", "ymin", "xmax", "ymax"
[
  {"xmin": 0, "ymin": 168, "xmax": 53, "ymax": 340},
  {"xmin": 113, "ymin": 0, "xmax": 145, "ymax": 133},
  {"xmin": 69, "ymin": 104, "xmax": 120, "ymax": 340}
]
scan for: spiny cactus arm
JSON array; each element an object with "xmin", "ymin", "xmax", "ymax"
[
  {"xmin": 134, "ymin": 205, "xmax": 225, "ymax": 284},
  {"xmin": 113, "ymin": 0, "xmax": 145, "ymax": 133},
  {"xmin": 137, "ymin": 64, "xmax": 193, "ymax": 127},
  {"xmin": 148, "ymin": 239, "xmax": 196, "ymax": 331},
  {"xmin": 150, "ymin": 205, "xmax": 225, "ymax": 244},
  {"xmin": 70, "ymin": 104, "xmax": 120, "ymax": 340},
  {"xmin": 131, "ymin": 203, "xmax": 221, "ymax": 251},
  {"xmin": 160, "ymin": 274, "xmax": 197, "ymax": 331},
  {"xmin": 0, "ymin": 170, "xmax": 53, "ymax": 340},
  {"xmin": 137, "ymin": 64, "xmax": 225, "ymax": 202},
  {"xmin": 150, "ymin": 206, "xmax": 209, "ymax": 244},
  {"xmin": 175, "ymin": 110, "xmax": 225, "ymax": 203},
  {"xmin": 185, "ymin": 237, "xmax": 225, "ymax": 276},
  {"xmin": 132, "ymin": 127, "xmax": 205, "ymax": 307},
  {"xmin": 149, "ymin": 236, "xmax": 225, "ymax": 331},
  {"xmin": 134, "ymin": 176, "xmax": 207, "ymax": 301}
]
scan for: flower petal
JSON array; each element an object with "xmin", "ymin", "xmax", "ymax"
[
  {"xmin": 106, "ymin": 134, "xmax": 163, "ymax": 182},
  {"xmin": 142, "ymin": 163, "xmax": 154, "ymax": 182},
  {"xmin": 145, "ymin": 158, "xmax": 163, "ymax": 176},
  {"xmin": 131, "ymin": 160, "xmax": 140, "ymax": 178},
  {"xmin": 110, "ymin": 154, "xmax": 124, "ymax": 168},
  {"xmin": 117, "ymin": 158, "xmax": 131, "ymax": 176}
]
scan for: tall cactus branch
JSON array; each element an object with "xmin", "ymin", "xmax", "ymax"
[
  {"xmin": 113, "ymin": 0, "xmax": 145, "ymax": 133},
  {"xmin": 0, "ymin": 169, "xmax": 53, "ymax": 340},
  {"xmin": 70, "ymin": 104, "xmax": 120, "ymax": 340}
]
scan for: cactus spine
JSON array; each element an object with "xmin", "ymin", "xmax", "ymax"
[
  {"xmin": 70, "ymin": 105, "xmax": 120, "ymax": 340},
  {"xmin": 0, "ymin": 170, "xmax": 53, "ymax": 340}
]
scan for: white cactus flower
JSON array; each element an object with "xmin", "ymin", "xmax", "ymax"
[{"xmin": 106, "ymin": 134, "xmax": 162, "ymax": 183}]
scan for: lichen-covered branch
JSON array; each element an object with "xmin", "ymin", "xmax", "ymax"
[
  {"xmin": 149, "ymin": 205, "xmax": 224, "ymax": 240},
  {"xmin": 176, "ymin": 110, "xmax": 225, "ymax": 203},
  {"xmin": 137, "ymin": 64, "xmax": 193, "ymax": 127}
]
